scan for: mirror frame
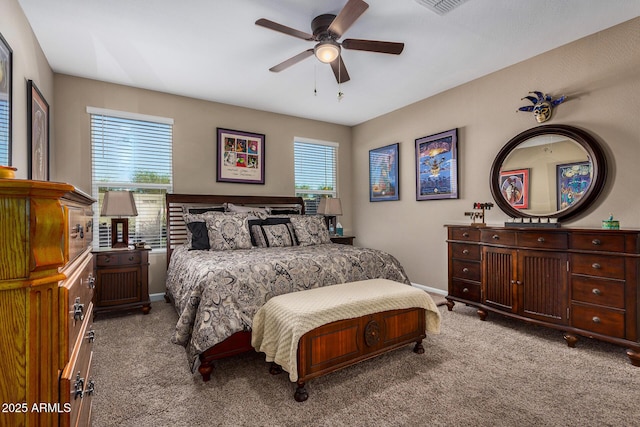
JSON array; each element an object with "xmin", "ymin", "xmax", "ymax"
[{"xmin": 490, "ymin": 124, "xmax": 607, "ymax": 222}]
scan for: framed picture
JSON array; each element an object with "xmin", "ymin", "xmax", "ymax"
[
  {"xmin": 556, "ymin": 161, "xmax": 592, "ymax": 210},
  {"xmin": 500, "ymin": 168, "xmax": 529, "ymax": 209},
  {"xmin": 27, "ymin": 80, "xmax": 49, "ymax": 181},
  {"xmin": 369, "ymin": 143, "xmax": 399, "ymax": 202},
  {"xmin": 216, "ymin": 127, "xmax": 265, "ymax": 184},
  {"xmin": 415, "ymin": 128, "xmax": 458, "ymax": 200},
  {"xmin": 0, "ymin": 32, "xmax": 12, "ymax": 167}
]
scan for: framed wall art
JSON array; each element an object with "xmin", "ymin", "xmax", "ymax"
[
  {"xmin": 216, "ymin": 127, "xmax": 265, "ymax": 184},
  {"xmin": 369, "ymin": 143, "xmax": 399, "ymax": 202},
  {"xmin": 27, "ymin": 80, "xmax": 49, "ymax": 181},
  {"xmin": 499, "ymin": 168, "xmax": 529, "ymax": 209},
  {"xmin": 556, "ymin": 161, "xmax": 591, "ymax": 210},
  {"xmin": 0, "ymin": 32, "xmax": 12, "ymax": 167},
  {"xmin": 415, "ymin": 128, "xmax": 458, "ymax": 200}
]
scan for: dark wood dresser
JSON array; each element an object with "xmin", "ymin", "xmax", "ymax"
[
  {"xmin": 446, "ymin": 225, "xmax": 640, "ymax": 366},
  {"xmin": 0, "ymin": 179, "xmax": 95, "ymax": 426}
]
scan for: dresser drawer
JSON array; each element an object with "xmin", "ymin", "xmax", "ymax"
[
  {"xmin": 450, "ymin": 243, "xmax": 480, "ymax": 260},
  {"xmin": 60, "ymin": 303, "xmax": 95, "ymax": 427},
  {"xmin": 449, "ymin": 227, "xmax": 480, "ymax": 241},
  {"xmin": 60, "ymin": 252, "xmax": 95, "ymax": 360},
  {"xmin": 570, "ymin": 233, "xmax": 626, "ymax": 253},
  {"xmin": 67, "ymin": 205, "xmax": 94, "ymax": 264},
  {"xmin": 450, "ymin": 279, "xmax": 481, "ymax": 302},
  {"xmin": 451, "ymin": 259, "xmax": 481, "ymax": 281},
  {"xmin": 571, "ymin": 276, "xmax": 624, "ymax": 309},
  {"xmin": 481, "ymin": 229, "xmax": 516, "ymax": 245},
  {"xmin": 96, "ymin": 251, "xmax": 141, "ymax": 267},
  {"xmin": 517, "ymin": 231, "xmax": 567, "ymax": 250},
  {"xmin": 571, "ymin": 303, "xmax": 625, "ymax": 339},
  {"xmin": 570, "ymin": 254, "xmax": 625, "ymax": 280}
]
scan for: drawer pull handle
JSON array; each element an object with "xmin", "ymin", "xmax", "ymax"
[
  {"xmin": 129, "ymin": 256, "xmax": 135, "ymax": 261},
  {"xmin": 592, "ymin": 239, "xmax": 601, "ymax": 246},
  {"xmin": 462, "ymin": 267, "xmax": 469, "ymax": 273},
  {"xmin": 492, "ymin": 234, "xmax": 500, "ymax": 240},
  {"xmin": 74, "ymin": 372, "xmax": 84, "ymax": 399},
  {"xmin": 462, "ymin": 232, "xmax": 469, "ymax": 238},
  {"xmin": 537, "ymin": 237, "xmax": 545, "ymax": 243},
  {"xmin": 462, "ymin": 287, "xmax": 469, "ymax": 293},
  {"xmin": 86, "ymin": 379, "xmax": 96, "ymax": 396},
  {"xmin": 73, "ymin": 297, "xmax": 85, "ymax": 321},
  {"xmin": 462, "ymin": 249, "xmax": 470, "ymax": 255},
  {"xmin": 103, "ymin": 256, "xmax": 111, "ymax": 263},
  {"xmin": 592, "ymin": 316, "xmax": 601, "ymax": 324},
  {"xmin": 592, "ymin": 263, "xmax": 601, "ymax": 269},
  {"xmin": 87, "ymin": 328, "xmax": 95, "ymax": 343},
  {"xmin": 87, "ymin": 274, "xmax": 96, "ymax": 289},
  {"xmin": 592, "ymin": 288, "xmax": 602, "ymax": 296}
]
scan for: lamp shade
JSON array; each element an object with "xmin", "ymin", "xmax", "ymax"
[
  {"xmin": 101, "ymin": 191, "xmax": 138, "ymax": 217},
  {"xmin": 317, "ymin": 198, "xmax": 342, "ymax": 216},
  {"xmin": 314, "ymin": 41, "xmax": 340, "ymax": 64}
]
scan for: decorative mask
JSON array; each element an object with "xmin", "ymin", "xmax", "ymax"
[{"xmin": 518, "ymin": 91, "xmax": 566, "ymax": 123}]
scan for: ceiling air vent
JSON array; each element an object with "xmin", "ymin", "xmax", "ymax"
[{"xmin": 414, "ymin": 0, "xmax": 470, "ymax": 16}]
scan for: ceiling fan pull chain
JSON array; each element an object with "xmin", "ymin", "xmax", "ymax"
[{"xmin": 337, "ymin": 56, "xmax": 344, "ymax": 101}]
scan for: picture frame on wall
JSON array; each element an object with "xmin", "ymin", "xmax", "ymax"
[
  {"xmin": 27, "ymin": 80, "xmax": 49, "ymax": 181},
  {"xmin": 500, "ymin": 168, "xmax": 529, "ymax": 209},
  {"xmin": 415, "ymin": 128, "xmax": 458, "ymax": 200},
  {"xmin": 556, "ymin": 161, "xmax": 591, "ymax": 210},
  {"xmin": 216, "ymin": 127, "xmax": 265, "ymax": 184},
  {"xmin": 369, "ymin": 143, "xmax": 399, "ymax": 202},
  {"xmin": 0, "ymin": 32, "xmax": 12, "ymax": 167}
]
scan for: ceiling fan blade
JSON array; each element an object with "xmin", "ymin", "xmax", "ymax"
[
  {"xmin": 342, "ymin": 39, "xmax": 404, "ymax": 55},
  {"xmin": 328, "ymin": 0, "xmax": 369, "ymax": 39},
  {"xmin": 255, "ymin": 18, "xmax": 314, "ymax": 41},
  {"xmin": 269, "ymin": 49, "xmax": 315, "ymax": 72},
  {"xmin": 330, "ymin": 55, "xmax": 351, "ymax": 84}
]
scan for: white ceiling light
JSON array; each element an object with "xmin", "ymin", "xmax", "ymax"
[
  {"xmin": 314, "ymin": 41, "xmax": 340, "ymax": 63},
  {"xmin": 414, "ymin": 0, "xmax": 470, "ymax": 15}
]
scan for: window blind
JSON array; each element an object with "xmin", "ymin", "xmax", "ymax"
[
  {"xmin": 294, "ymin": 139, "xmax": 338, "ymax": 214},
  {"xmin": 90, "ymin": 110, "xmax": 173, "ymax": 249},
  {"xmin": 0, "ymin": 100, "xmax": 9, "ymax": 165}
]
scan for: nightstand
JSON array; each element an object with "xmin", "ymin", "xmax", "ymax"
[
  {"xmin": 92, "ymin": 247, "xmax": 151, "ymax": 318},
  {"xmin": 330, "ymin": 235, "xmax": 355, "ymax": 245}
]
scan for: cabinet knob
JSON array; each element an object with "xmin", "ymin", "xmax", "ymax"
[
  {"xmin": 537, "ymin": 237, "xmax": 545, "ymax": 243},
  {"xmin": 87, "ymin": 328, "xmax": 95, "ymax": 343},
  {"xmin": 492, "ymin": 234, "xmax": 500, "ymax": 240},
  {"xmin": 86, "ymin": 379, "xmax": 95, "ymax": 396},
  {"xmin": 462, "ymin": 232, "xmax": 469, "ymax": 238},
  {"xmin": 462, "ymin": 287, "xmax": 469, "ymax": 293},
  {"xmin": 462, "ymin": 267, "xmax": 469, "ymax": 273},
  {"xmin": 591, "ymin": 263, "xmax": 601, "ymax": 269},
  {"xmin": 511, "ymin": 280, "xmax": 516, "ymax": 284},
  {"xmin": 591, "ymin": 239, "xmax": 601, "ymax": 246},
  {"xmin": 516, "ymin": 280, "xmax": 522, "ymax": 285},
  {"xmin": 86, "ymin": 273, "xmax": 96, "ymax": 289},
  {"xmin": 592, "ymin": 316, "xmax": 601, "ymax": 324},
  {"xmin": 73, "ymin": 297, "xmax": 85, "ymax": 321},
  {"xmin": 592, "ymin": 288, "xmax": 602, "ymax": 296},
  {"xmin": 73, "ymin": 372, "xmax": 85, "ymax": 400},
  {"xmin": 462, "ymin": 249, "xmax": 470, "ymax": 255},
  {"xmin": 128, "ymin": 256, "xmax": 135, "ymax": 261}
]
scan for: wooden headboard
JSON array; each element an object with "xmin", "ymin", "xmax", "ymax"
[{"xmin": 165, "ymin": 193, "xmax": 305, "ymax": 266}]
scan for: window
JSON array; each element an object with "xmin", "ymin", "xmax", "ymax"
[
  {"xmin": 89, "ymin": 107, "xmax": 173, "ymax": 249},
  {"xmin": 294, "ymin": 138, "xmax": 338, "ymax": 214}
]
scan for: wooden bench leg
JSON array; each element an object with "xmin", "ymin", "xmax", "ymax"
[
  {"xmin": 198, "ymin": 360, "xmax": 214, "ymax": 382},
  {"xmin": 413, "ymin": 339, "xmax": 425, "ymax": 354},
  {"xmin": 294, "ymin": 381, "xmax": 308, "ymax": 402}
]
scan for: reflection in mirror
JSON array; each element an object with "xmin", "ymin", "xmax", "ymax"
[
  {"xmin": 500, "ymin": 135, "xmax": 591, "ymax": 215},
  {"xmin": 490, "ymin": 125, "xmax": 606, "ymax": 222}
]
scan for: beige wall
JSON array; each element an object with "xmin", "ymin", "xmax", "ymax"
[
  {"xmin": 53, "ymin": 75, "xmax": 352, "ymax": 294},
  {"xmin": 352, "ymin": 17, "xmax": 640, "ymax": 292},
  {"xmin": 0, "ymin": 0, "xmax": 54, "ymax": 176}
]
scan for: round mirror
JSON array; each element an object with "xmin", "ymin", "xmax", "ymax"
[{"xmin": 490, "ymin": 125, "xmax": 606, "ymax": 222}]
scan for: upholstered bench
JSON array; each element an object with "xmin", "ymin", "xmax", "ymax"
[{"xmin": 251, "ymin": 278, "xmax": 441, "ymax": 401}]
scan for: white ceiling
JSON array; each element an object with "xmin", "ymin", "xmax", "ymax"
[{"xmin": 17, "ymin": 0, "xmax": 640, "ymax": 126}]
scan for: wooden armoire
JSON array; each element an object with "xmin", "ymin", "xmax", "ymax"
[{"xmin": 0, "ymin": 179, "xmax": 95, "ymax": 426}]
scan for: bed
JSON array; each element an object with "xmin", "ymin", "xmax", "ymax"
[{"xmin": 164, "ymin": 194, "xmax": 414, "ymax": 381}]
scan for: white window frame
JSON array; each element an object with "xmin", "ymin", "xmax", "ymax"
[{"xmin": 294, "ymin": 137, "xmax": 338, "ymax": 214}]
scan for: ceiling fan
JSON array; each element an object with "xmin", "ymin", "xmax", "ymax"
[{"xmin": 255, "ymin": 0, "xmax": 404, "ymax": 84}]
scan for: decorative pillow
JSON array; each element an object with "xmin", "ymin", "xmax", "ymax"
[
  {"xmin": 226, "ymin": 203, "xmax": 268, "ymax": 218},
  {"xmin": 186, "ymin": 222, "xmax": 210, "ymax": 250},
  {"xmin": 247, "ymin": 217, "xmax": 298, "ymax": 246},
  {"xmin": 266, "ymin": 205, "xmax": 302, "ymax": 215},
  {"xmin": 261, "ymin": 223, "xmax": 295, "ymax": 247},
  {"xmin": 250, "ymin": 224, "xmax": 269, "ymax": 248},
  {"xmin": 204, "ymin": 212, "xmax": 253, "ymax": 250},
  {"xmin": 290, "ymin": 215, "xmax": 330, "ymax": 246},
  {"xmin": 183, "ymin": 212, "xmax": 210, "ymax": 247}
]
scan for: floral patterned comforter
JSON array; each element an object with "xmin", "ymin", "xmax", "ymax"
[{"xmin": 165, "ymin": 243, "xmax": 411, "ymax": 370}]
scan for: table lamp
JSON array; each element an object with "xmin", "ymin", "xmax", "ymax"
[{"xmin": 101, "ymin": 190, "xmax": 138, "ymax": 248}]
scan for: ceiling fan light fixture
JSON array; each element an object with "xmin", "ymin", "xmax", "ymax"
[{"xmin": 314, "ymin": 41, "xmax": 340, "ymax": 63}]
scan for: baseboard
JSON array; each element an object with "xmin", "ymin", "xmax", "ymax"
[
  {"xmin": 411, "ymin": 283, "xmax": 446, "ymax": 296},
  {"xmin": 150, "ymin": 292, "xmax": 166, "ymax": 302}
]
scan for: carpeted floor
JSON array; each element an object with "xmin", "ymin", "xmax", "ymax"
[{"xmin": 91, "ymin": 299, "xmax": 640, "ymax": 427}]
